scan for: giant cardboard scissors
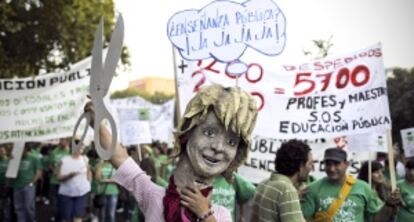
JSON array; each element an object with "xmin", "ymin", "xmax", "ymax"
[{"xmin": 72, "ymin": 15, "xmax": 124, "ymax": 160}]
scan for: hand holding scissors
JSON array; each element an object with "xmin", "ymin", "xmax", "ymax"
[{"xmin": 72, "ymin": 15, "xmax": 124, "ymax": 160}]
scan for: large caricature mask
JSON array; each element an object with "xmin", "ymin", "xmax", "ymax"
[{"xmin": 173, "ymin": 84, "xmax": 258, "ymax": 181}]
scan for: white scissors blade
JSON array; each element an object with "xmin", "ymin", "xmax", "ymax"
[
  {"xmin": 102, "ymin": 14, "xmax": 124, "ymax": 90},
  {"xmin": 90, "ymin": 17, "xmax": 104, "ymax": 93}
]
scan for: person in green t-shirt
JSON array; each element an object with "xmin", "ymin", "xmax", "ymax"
[
  {"xmin": 96, "ymin": 160, "xmax": 119, "ymax": 222},
  {"xmin": 29, "ymin": 142, "xmax": 45, "ymax": 205},
  {"xmin": 358, "ymin": 160, "xmax": 400, "ymax": 221},
  {"xmin": 301, "ymin": 148, "xmax": 401, "ymax": 222},
  {"xmin": 12, "ymin": 144, "xmax": 42, "ymax": 222},
  {"xmin": 0, "ymin": 145, "xmax": 11, "ymax": 221},
  {"xmin": 48, "ymin": 137, "xmax": 70, "ymax": 221},
  {"xmin": 212, "ymin": 172, "xmax": 255, "ymax": 222},
  {"xmin": 396, "ymin": 158, "xmax": 414, "ymax": 221},
  {"xmin": 153, "ymin": 143, "xmax": 169, "ymax": 180}
]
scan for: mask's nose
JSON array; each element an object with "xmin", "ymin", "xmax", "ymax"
[{"xmin": 210, "ymin": 137, "xmax": 225, "ymax": 152}]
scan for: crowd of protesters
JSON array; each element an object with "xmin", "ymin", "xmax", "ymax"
[
  {"xmin": 1, "ymin": 137, "xmax": 414, "ymax": 222},
  {"xmin": 0, "ymin": 138, "xmax": 180, "ymax": 222}
]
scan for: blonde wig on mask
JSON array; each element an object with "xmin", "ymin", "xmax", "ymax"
[{"xmin": 172, "ymin": 84, "xmax": 258, "ymax": 182}]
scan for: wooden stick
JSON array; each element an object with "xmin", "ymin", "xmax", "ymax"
[
  {"xmin": 137, "ymin": 144, "xmax": 142, "ymax": 162},
  {"xmin": 6, "ymin": 141, "xmax": 25, "ymax": 178},
  {"xmin": 386, "ymin": 129, "xmax": 396, "ymax": 190},
  {"xmin": 368, "ymin": 151, "xmax": 372, "ymax": 187},
  {"xmin": 171, "ymin": 46, "xmax": 181, "ymax": 124}
]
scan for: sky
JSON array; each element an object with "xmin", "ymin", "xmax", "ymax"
[{"xmin": 110, "ymin": 0, "xmax": 414, "ymax": 91}]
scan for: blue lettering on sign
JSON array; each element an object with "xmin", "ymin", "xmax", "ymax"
[{"xmin": 167, "ymin": 0, "xmax": 287, "ymax": 70}]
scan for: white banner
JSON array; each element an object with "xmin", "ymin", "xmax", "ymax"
[
  {"xmin": 347, "ymin": 131, "xmax": 388, "ymax": 153},
  {"xmin": 120, "ymin": 120, "xmax": 152, "ymax": 146},
  {"xmin": 238, "ymin": 137, "xmax": 369, "ymax": 184},
  {"xmin": 6, "ymin": 141, "xmax": 25, "ymax": 178},
  {"xmin": 0, "ymin": 58, "xmax": 91, "ymax": 143},
  {"xmin": 177, "ymin": 43, "xmax": 391, "ymax": 139},
  {"xmin": 110, "ymin": 97, "xmax": 175, "ymax": 144},
  {"xmin": 149, "ymin": 100, "xmax": 175, "ymax": 143},
  {"xmin": 401, "ymin": 127, "xmax": 414, "ymax": 157}
]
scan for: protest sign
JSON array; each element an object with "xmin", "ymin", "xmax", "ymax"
[
  {"xmin": 110, "ymin": 95, "xmax": 150, "ymax": 108},
  {"xmin": 5, "ymin": 141, "xmax": 25, "ymax": 178},
  {"xmin": 110, "ymin": 97, "xmax": 175, "ymax": 144},
  {"xmin": 347, "ymin": 131, "xmax": 388, "ymax": 153},
  {"xmin": 149, "ymin": 100, "xmax": 175, "ymax": 143},
  {"xmin": 401, "ymin": 127, "xmax": 414, "ymax": 157},
  {"xmin": 177, "ymin": 43, "xmax": 391, "ymax": 139},
  {"xmin": 120, "ymin": 120, "xmax": 152, "ymax": 146},
  {"xmin": 0, "ymin": 58, "xmax": 91, "ymax": 143},
  {"xmin": 167, "ymin": 0, "xmax": 286, "ymax": 74},
  {"xmin": 238, "ymin": 137, "xmax": 369, "ymax": 183},
  {"xmin": 116, "ymin": 107, "xmax": 152, "ymax": 145}
]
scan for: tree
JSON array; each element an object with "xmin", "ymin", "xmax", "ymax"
[
  {"xmin": 110, "ymin": 87, "xmax": 174, "ymax": 105},
  {"xmin": 387, "ymin": 67, "xmax": 414, "ymax": 146},
  {"xmin": 303, "ymin": 35, "xmax": 334, "ymax": 59},
  {"xmin": 0, "ymin": 0, "xmax": 129, "ymax": 78}
]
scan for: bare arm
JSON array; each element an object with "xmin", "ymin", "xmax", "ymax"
[
  {"xmin": 98, "ymin": 124, "xmax": 128, "ymax": 168},
  {"xmin": 32, "ymin": 170, "xmax": 42, "ymax": 184},
  {"xmin": 87, "ymin": 164, "xmax": 92, "ymax": 182},
  {"xmin": 372, "ymin": 205, "xmax": 395, "ymax": 222},
  {"xmin": 95, "ymin": 160, "xmax": 103, "ymax": 181},
  {"xmin": 373, "ymin": 188, "xmax": 400, "ymax": 222},
  {"xmin": 57, "ymin": 161, "xmax": 77, "ymax": 182}
]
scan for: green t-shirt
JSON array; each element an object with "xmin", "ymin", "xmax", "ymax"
[
  {"xmin": 155, "ymin": 154, "xmax": 168, "ymax": 179},
  {"xmin": 212, "ymin": 173, "xmax": 256, "ymax": 222},
  {"xmin": 41, "ymin": 155, "xmax": 49, "ymax": 171},
  {"xmin": 49, "ymin": 147, "xmax": 70, "ymax": 184},
  {"xmin": 98, "ymin": 162, "xmax": 119, "ymax": 195},
  {"xmin": 397, "ymin": 180, "xmax": 414, "ymax": 222},
  {"xmin": 12, "ymin": 154, "xmax": 41, "ymax": 189},
  {"xmin": 30, "ymin": 149, "xmax": 44, "ymax": 170},
  {"xmin": 301, "ymin": 177, "xmax": 384, "ymax": 222},
  {"xmin": 0, "ymin": 158, "xmax": 9, "ymax": 183},
  {"xmin": 384, "ymin": 167, "xmax": 403, "ymax": 182},
  {"xmin": 89, "ymin": 159, "xmax": 99, "ymax": 193},
  {"xmin": 155, "ymin": 176, "xmax": 168, "ymax": 188}
]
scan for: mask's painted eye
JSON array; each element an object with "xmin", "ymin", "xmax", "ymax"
[
  {"xmin": 227, "ymin": 138, "xmax": 238, "ymax": 147},
  {"xmin": 203, "ymin": 128, "xmax": 216, "ymax": 137}
]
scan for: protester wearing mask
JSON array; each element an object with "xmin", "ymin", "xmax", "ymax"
[{"xmin": 83, "ymin": 84, "xmax": 258, "ymax": 222}]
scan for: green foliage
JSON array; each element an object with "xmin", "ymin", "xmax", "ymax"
[
  {"xmin": 387, "ymin": 67, "xmax": 414, "ymax": 146},
  {"xmin": 0, "ymin": 0, "xmax": 129, "ymax": 78},
  {"xmin": 110, "ymin": 87, "xmax": 175, "ymax": 105},
  {"xmin": 303, "ymin": 35, "xmax": 334, "ymax": 59}
]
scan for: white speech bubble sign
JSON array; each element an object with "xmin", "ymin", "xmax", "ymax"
[
  {"xmin": 6, "ymin": 141, "xmax": 25, "ymax": 178},
  {"xmin": 167, "ymin": 0, "xmax": 286, "ymax": 64}
]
